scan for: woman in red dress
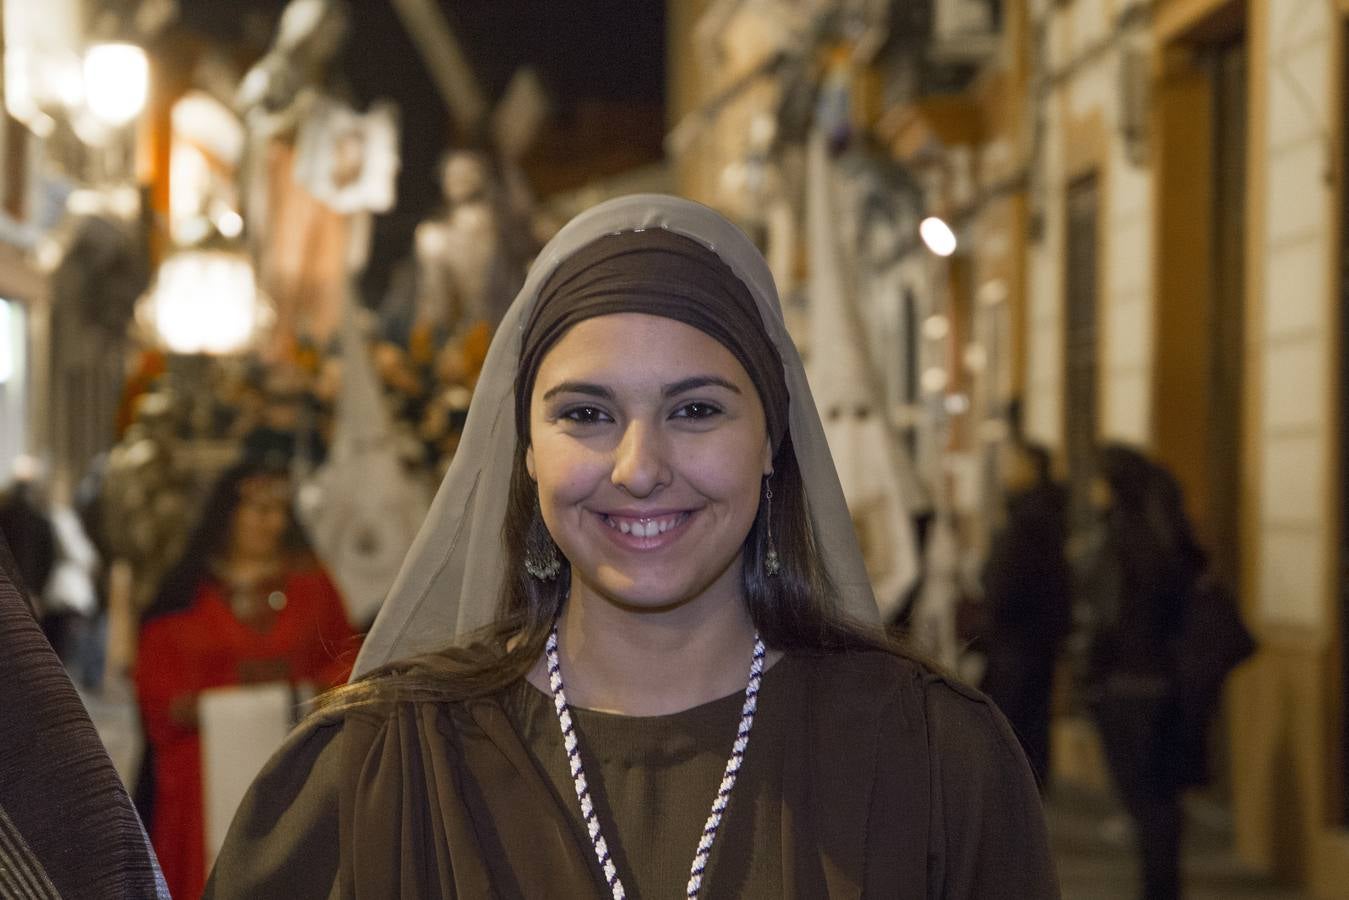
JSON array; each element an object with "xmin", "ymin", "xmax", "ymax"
[{"xmin": 135, "ymin": 459, "xmax": 357, "ymax": 900}]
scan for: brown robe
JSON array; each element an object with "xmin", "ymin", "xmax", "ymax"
[{"xmin": 205, "ymin": 651, "xmax": 1058, "ymax": 898}]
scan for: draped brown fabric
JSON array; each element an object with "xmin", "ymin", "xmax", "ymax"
[{"xmin": 205, "ymin": 651, "xmax": 1058, "ymax": 899}]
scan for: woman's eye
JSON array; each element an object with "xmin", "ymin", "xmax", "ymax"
[
  {"xmin": 561, "ymin": 406, "xmax": 611, "ymax": 424},
  {"xmin": 673, "ymin": 402, "xmax": 722, "ymax": 421}
]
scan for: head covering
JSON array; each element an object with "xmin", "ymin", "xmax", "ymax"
[
  {"xmin": 518, "ymin": 228, "xmax": 790, "ymax": 450},
  {"xmin": 353, "ymin": 194, "xmax": 878, "ymax": 677}
]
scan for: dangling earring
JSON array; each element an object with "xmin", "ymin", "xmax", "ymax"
[
  {"xmin": 763, "ymin": 476, "xmax": 781, "ymax": 577},
  {"xmin": 525, "ymin": 501, "xmax": 563, "ymax": 581}
]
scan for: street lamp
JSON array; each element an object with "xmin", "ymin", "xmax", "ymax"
[
  {"xmin": 919, "ymin": 216, "xmax": 957, "ymax": 257},
  {"xmin": 83, "ymin": 42, "xmax": 147, "ymax": 126},
  {"xmin": 144, "ymin": 248, "xmax": 266, "ymax": 356}
]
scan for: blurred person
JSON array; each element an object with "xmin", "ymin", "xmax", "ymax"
[
  {"xmin": 134, "ymin": 459, "xmax": 357, "ymax": 900},
  {"xmin": 978, "ymin": 438, "xmax": 1072, "ymax": 789},
  {"xmin": 204, "ymin": 195, "xmax": 1057, "ymax": 898},
  {"xmin": 1078, "ymin": 445, "xmax": 1209, "ymax": 900},
  {"xmin": 0, "ymin": 457, "xmax": 56, "ymax": 616},
  {"xmin": 0, "ymin": 532, "xmax": 169, "ymax": 898}
]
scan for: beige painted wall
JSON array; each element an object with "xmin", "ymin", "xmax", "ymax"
[{"xmin": 1024, "ymin": 0, "xmax": 1155, "ymax": 452}]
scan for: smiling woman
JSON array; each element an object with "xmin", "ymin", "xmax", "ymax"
[
  {"xmin": 528, "ymin": 314, "xmax": 770, "ymax": 630},
  {"xmin": 204, "ymin": 195, "xmax": 1060, "ymax": 899}
]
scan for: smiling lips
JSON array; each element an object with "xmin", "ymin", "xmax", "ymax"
[{"xmin": 599, "ymin": 511, "xmax": 693, "ymax": 548}]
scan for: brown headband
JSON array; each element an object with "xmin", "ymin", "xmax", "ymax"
[{"xmin": 516, "ymin": 229, "xmax": 789, "ymax": 450}]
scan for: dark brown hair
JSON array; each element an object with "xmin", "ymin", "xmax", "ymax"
[{"xmin": 142, "ymin": 459, "xmax": 309, "ymax": 624}]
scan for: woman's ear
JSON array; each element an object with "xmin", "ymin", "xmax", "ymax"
[
  {"xmin": 526, "ymin": 445, "xmax": 537, "ymax": 481},
  {"xmin": 761, "ymin": 437, "xmax": 774, "ymax": 477}
]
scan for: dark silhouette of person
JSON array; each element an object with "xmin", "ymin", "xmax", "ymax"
[
  {"xmin": 979, "ymin": 439, "xmax": 1072, "ymax": 789},
  {"xmin": 1079, "ymin": 444, "xmax": 1211, "ymax": 900}
]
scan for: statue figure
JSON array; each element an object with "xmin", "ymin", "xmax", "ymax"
[{"xmin": 412, "ymin": 150, "xmax": 526, "ymax": 341}]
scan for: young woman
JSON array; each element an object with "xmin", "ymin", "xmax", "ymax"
[
  {"xmin": 206, "ymin": 196, "xmax": 1058, "ymax": 898},
  {"xmin": 1079, "ymin": 445, "xmax": 1210, "ymax": 900},
  {"xmin": 135, "ymin": 460, "xmax": 357, "ymax": 900}
]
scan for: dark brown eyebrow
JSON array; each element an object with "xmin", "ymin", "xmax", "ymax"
[
  {"xmin": 541, "ymin": 381, "xmax": 616, "ymax": 402},
  {"xmin": 662, "ymin": 376, "xmax": 742, "ymax": 398},
  {"xmin": 541, "ymin": 376, "xmax": 741, "ymax": 402}
]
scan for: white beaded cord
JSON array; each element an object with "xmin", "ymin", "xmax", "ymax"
[{"xmin": 545, "ymin": 626, "xmax": 766, "ymax": 900}]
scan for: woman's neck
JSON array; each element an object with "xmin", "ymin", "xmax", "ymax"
[
  {"xmin": 528, "ymin": 583, "xmax": 779, "ymax": 717},
  {"xmin": 217, "ymin": 553, "xmax": 283, "ymax": 586}
]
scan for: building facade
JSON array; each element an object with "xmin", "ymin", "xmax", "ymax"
[
  {"xmin": 917, "ymin": 0, "xmax": 1349, "ymax": 891},
  {"xmin": 670, "ymin": 0, "xmax": 1349, "ymax": 893}
]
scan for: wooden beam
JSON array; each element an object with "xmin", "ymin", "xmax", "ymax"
[{"xmin": 387, "ymin": 0, "xmax": 488, "ymax": 138}]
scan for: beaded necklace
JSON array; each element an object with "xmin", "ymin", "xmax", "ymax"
[{"xmin": 544, "ymin": 625, "xmax": 766, "ymax": 899}]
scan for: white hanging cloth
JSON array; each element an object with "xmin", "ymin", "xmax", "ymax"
[
  {"xmin": 804, "ymin": 130, "xmax": 918, "ymax": 618},
  {"xmin": 297, "ymin": 291, "xmax": 430, "ymax": 626},
  {"xmin": 910, "ymin": 512, "xmax": 962, "ymax": 670}
]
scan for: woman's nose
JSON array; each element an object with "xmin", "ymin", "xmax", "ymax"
[{"xmin": 610, "ymin": 420, "xmax": 670, "ymax": 497}]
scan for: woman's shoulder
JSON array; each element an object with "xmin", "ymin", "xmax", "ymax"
[
  {"xmin": 918, "ymin": 670, "xmax": 1026, "ymax": 763},
  {"xmin": 797, "ymin": 649, "xmax": 1026, "ymax": 758},
  {"xmin": 138, "ymin": 581, "xmax": 219, "ymax": 633},
  {"xmin": 304, "ymin": 654, "xmax": 517, "ymax": 740},
  {"xmin": 794, "ymin": 646, "xmax": 931, "ymax": 700}
]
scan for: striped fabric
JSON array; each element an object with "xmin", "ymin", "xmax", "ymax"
[
  {"xmin": 0, "ymin": 536, "xmax": 167, "ymax": 899},
  {"xmin": 0, "ymin": 802, "xmax": 60, "ymax": 899}
]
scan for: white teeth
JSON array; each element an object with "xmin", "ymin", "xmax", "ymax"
[{"xmin": 604, "ymin": 513, "xmax": 686, "ymax": 537}]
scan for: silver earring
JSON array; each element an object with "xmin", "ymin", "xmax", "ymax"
[
  {"xmin": 525, "ymin": 504, "xmax": 562, "ymax": 581},
  {"xmin": 764, "ymin": 477, "xmax": 781, "ymax": 577}
]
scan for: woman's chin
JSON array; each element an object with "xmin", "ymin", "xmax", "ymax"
[{"xmin": 579, "ymin": 571, "xmax": 707, "ymax": 614}]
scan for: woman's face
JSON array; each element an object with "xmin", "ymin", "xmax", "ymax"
[
  {"xmin": 527, "ymin": 313, "xmax": 774, "ymax": 612},
  {"xmin": 229, "ymin": 475, "xmax": 292, "ymax": 561}
]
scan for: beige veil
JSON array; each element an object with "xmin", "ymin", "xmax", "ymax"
[{"xmin": 353, "ymin": 194, "xmax": 878, "ymax": 677}]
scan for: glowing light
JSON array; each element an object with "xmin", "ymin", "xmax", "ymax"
[
  {"xmin": 921, "ymin": 367, "xmax": 949, "ymax": 394},
  {"xmin": 919, "ymin": 216, "xmax": 957, "ymax": 257},
  {"xmin": 83, "ymin": 43, "xmax": 148, "ymax": 125},
  {"xmin": 921, "ymin": 314, "xmax": 950, "ymax": 342},
  {"xmin": 216, "ymin": 209, "xmax": 244, "ymax": 239},
  {"xmin": 149, "ymin": 250, "xmax": 261, "ymax": 355}
]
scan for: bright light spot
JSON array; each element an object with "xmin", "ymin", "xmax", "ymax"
[
  {"xmin": 963, "ymin": 344, "xmax": 988, "ymax": 372},
  {"xmin": 216, "ymin": 209, "xmax": 244, "ymax": 238},
  {"xmin": 170, "ymin": 141, "xmax": 212, "ymax": 242},
  {"xmin": 921, "ymin": 367, "xmax": 948, "ymax": 394},
  {"xmin": 84, "ymin": 43, "xmax": 148, "ymax": 125},
  {"xmin": 720, "ymin": 161, "xmax": 747, "ymax": 193},
  {"xmin": 977, "ymin": 278, "xmax": 1009, "ymax": 307},
  {"xmin": 749, "ymin": 113, "xmax": 776, "ymax": 148},
  {"xmin": 919, "ymin": 216, "xmax": 957, "ymax": 257},
  {"xmin": 922, "ymin": 314, "xmax": 950, "ymax": 342},
  {"xmin": 36, "ymin": 238, "xmax": 63, "ymax": 272},
  {"xmin": 944, "ymin": 393, "xmax": 970, "ymax": 415},
  {"xmin": 151, "ymin": 251, "xmax": 260, "ymax": 355},
  {"xmin": 54, "ymin": 63, "xmax": 85, "ymax": 109}
]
